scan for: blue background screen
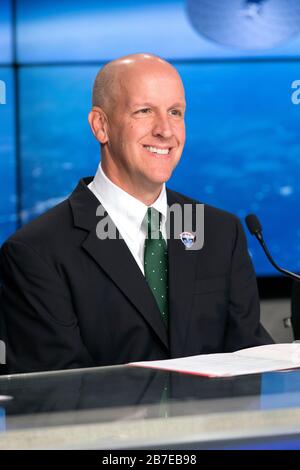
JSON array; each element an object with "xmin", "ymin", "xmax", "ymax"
[{"xmin": 1, "ymin": 0, "xmax": 300, "ymax": 276}]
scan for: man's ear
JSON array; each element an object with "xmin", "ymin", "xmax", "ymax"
[{"xmin": 88, "ymin": 107, "xmax": 108, "ymax": 144}]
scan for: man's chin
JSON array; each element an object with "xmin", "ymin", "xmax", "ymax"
[{"xmin": 148, "ymin": 169, "xmax": 175, "ymax": 186}]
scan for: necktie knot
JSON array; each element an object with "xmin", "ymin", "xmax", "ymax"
[{"xmin": 145, "ymin": 207, "xmax": 162, "ymax": 239}]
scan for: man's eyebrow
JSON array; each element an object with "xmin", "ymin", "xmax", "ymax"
[
  {"xmin": 168, "ymin": 102, "xmax": 186, "ymax": 109},
  {"xmin": 131, "ymin": 101, "xmax": 186, "ymax": 108},
  {"xmin": 131, "ymin": 102, "xmax": 155, "ymax": 108}
]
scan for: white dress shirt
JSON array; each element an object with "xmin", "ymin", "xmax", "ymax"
[{"xmin": 88, "ymin": 163, "xmax": 168, "ymax": 274}]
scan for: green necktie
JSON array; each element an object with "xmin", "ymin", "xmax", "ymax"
[{"xmin": 144, "ymin": 207, "xmax": 169, "ymax": 327}]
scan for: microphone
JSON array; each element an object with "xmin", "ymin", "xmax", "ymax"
[{"xmin": 245, "ymin": 214, "xmax": 300, "ymax": 281}]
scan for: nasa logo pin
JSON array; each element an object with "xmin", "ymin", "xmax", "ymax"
[{"xmin": 180, "ymin": 232, "xmax": 195, "ymax": 248}]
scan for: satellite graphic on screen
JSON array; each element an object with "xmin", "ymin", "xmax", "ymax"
[{"xmin": 186, "ymin": 0, "xmax": 300, "ymax": 49}]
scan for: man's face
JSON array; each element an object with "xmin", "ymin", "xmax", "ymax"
[{"xmin": 103, "ymin": 63, "xmax": 186, "ymax": 194}]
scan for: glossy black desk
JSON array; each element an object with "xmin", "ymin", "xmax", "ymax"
[{"xmin": 1, "ymin": 364, "xmax": 300, "ymax": 449}]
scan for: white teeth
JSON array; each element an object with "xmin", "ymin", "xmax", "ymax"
[{"xmin": 145, "ymin": 146, "xmax": 169, "ymax": 155}]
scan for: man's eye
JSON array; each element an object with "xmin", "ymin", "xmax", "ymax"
[
  {"xmin": 137, "ymin": 108, "xmax": 151, "ymax": 114},
  {"xmin": 170, "ymin": 109, "xmax": 182, "ymax": 117}
]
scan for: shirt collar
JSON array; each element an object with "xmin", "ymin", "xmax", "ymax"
[{"xmin": 91, "ymin": 163, "xmax": 167, "ymax": 235}]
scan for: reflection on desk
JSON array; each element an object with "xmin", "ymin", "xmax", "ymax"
[{"xmin": 0, "ymin": 365, "xmax": 300, "ymax": 449}]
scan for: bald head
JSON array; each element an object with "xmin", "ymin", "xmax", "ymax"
[
  {"xmin": 88, "ymin": 53, "xmax": 186, "ymax": 203},
  {"xmin": 92, "ymin": 53, "xmax": 184, "ymax": 112}
]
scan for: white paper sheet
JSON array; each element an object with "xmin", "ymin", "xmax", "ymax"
[
  {"xmin": 0, "ymin": 395, "xmax": 12, "ymax": 401},
  {"xmin": 129, "ymin": 344, "xmax": 300, "ymax": 377}
]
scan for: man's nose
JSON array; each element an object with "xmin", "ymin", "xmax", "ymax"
[{"xmin": 152, "ymin": 113, "xmax": 173, "ymax": 139}]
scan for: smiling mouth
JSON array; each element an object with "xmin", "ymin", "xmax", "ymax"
[{"xmin": 143, "ymin": 145, "xmax": 171, "ymax": 155}]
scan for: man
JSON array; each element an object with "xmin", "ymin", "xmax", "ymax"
[{"xmin": 0, "ymin": 54, "xmax": 272, "ymax": 374}]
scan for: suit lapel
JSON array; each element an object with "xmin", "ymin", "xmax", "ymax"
[
  {"xmin": 69, "ymin": 178, "xmax": 169, "ymax": 351},
  {"xmin": 167, "ymin": 190, "xmax": 199, "ymax": 358}
]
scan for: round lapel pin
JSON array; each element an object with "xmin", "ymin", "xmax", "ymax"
[{"xmin": 180, "ymin": 231, "xmax": 195, "ymax": 248}]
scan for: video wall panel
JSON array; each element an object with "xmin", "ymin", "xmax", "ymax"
[
  {"xmin": 0, "ymin": 68, "xmax": 16, "ymax": 244},
  {"xmin": 172, "ymin": 62, "xmax": 300, "ymax": 274},
  {"xmin": 0, "ymin": 0, "xmax": 13, "ymax": 64},
  {"xmin": 18, "ymin": 66, "xmax": 99, "ymax": 223},
  {"xmin": 16, "ymin": 0, "xmax": 300, "ymax": 63}
]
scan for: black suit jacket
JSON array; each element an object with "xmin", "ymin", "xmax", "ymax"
[{"xmin": 0, "ymin": 178, "xmax": 272, "ymax": 373}]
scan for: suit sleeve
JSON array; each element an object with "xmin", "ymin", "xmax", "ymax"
[
  {"xmin": 0, "ymin": 239, "xmax": 94, "ymax": 373},
  {"xmin": 223, "ymin": 218, "xmax": 274, "ymax": 352}
]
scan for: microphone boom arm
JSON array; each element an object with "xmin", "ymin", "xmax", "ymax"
[
  {"xmin": 258, "ymin": 235, "xmax": 300, "ymax": 281},
  {"xmin": 245, "ymin": 213, "xmax": 300, "ymax": 282}
]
